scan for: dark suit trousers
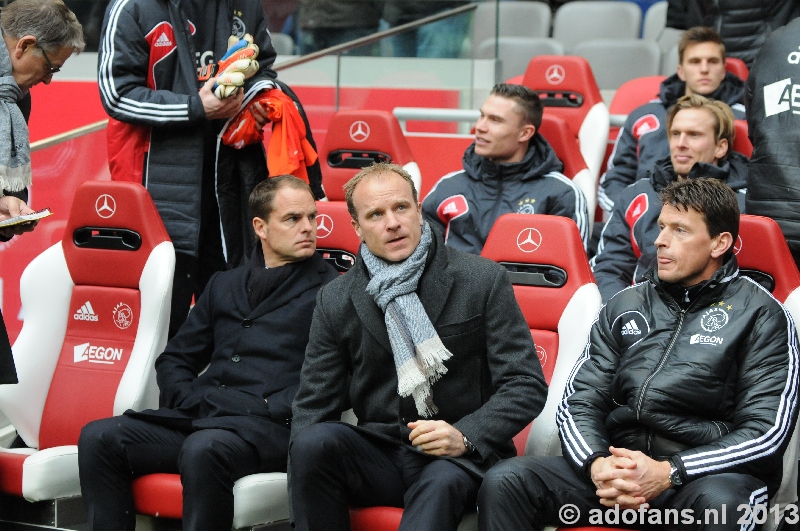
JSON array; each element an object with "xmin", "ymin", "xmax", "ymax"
[
  {"xmin": 78, "ymin": 415, "xmax": 261, "ymax": 531},
  {"xmin": 290, "ymin": 422, "xmax": 480, "ymax": 531},
  {"xmin": 478, "ymin": 455, "xmax": 767, "ymax": 531}
]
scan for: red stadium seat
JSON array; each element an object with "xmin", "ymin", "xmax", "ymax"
[
  {"xmin": 319, "ymin": 110, "xmax": 421, "ymax": 201},
  {"xmin": 725, "ymin": 57, "xmax": 749, "ymax": 81},
  {"xmin": 0, "ymin": 181, "xmax": 174, "ymax": 502},
  {"xmin": 315, "ymin": 201, "xmax": 362, "ymax": 272},
  {"xmin": 733, "ymin": 119, "xmax": 752, "ymax": 158},
  {"xmin": 538, "ymin": 113, "xmax": 595, "ymax": 229},
  {"xmin": 604, "ymin": 75, "xmax": 666, "ymax": 175},
  {"xmin": 516, "ymin": 56, "xmax": 610, "ymax": 194}
]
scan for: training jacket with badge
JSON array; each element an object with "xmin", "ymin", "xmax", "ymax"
[
  {"xmin": 598, "ymin": 73, "xmax": 745, "ymax": 212},
  {"xmin": 422, "ymin": 133, "xmax": 589, "ymax": 255},
  {"xmin": 560, "ymin": 256, "xmax": 799, "ymax": 496},
  {"xmin": 591, "ymin": 153, "xmax": 747, "ymax": 302},
  {"xmin": 98, "ymin": 0, "xmax": 278, "ymax": 267}
]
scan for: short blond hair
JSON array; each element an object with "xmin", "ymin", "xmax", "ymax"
[
  {"xmin": 343, "ymin": 163, "xmax": 418, "ymax": 221},
  {"xmin": 667, "ymin": 94, "xmax": 735, "ymax": 161}
]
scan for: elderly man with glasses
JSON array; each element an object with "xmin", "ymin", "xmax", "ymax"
[{"xmin": 0, "ymin": 0, "xmax": 83, "ymax": 385}]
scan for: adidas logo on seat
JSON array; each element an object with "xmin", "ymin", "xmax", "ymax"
[
  {"xmin": 621, "ymin": 319, "xmax": 641, "ymax": 336},
  {"xmin": 154, "ymin": 32, "xmax": 173, "ymax": 47},
  {"xmin": 74, "ymin": 301, "xmax": 99, "ymax": 322}
]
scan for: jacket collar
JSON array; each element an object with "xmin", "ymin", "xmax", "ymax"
[
  {"xmin": 646, "ymin": 254, "xmax": 740, "ymax": 310},
  {"xmin": 462, "ymin": 133, "xmax": 564, "ymax": 187},
  {"xmin": 349, "ymin": 228, "xmax": 454, "ymax": 352},
  {"xmin": 659, "ymin": 72, "xmax": 745, "ymax": 108},
  {"xmin": 236, "ymin": 249, "xmax": 329, "ymax": 319},
  {"xmin": 648, "ymin": 155, "xmax": 740, "ymax": 192}
]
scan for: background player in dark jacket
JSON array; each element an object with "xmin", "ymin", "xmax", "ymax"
[
  {"xmin": 592, "ymin": 95, "xmax": 746, "ymax": 302},
  {"xmin": 78, "ymin": 176, "xmax": 338, "ymax": 531},
  {"xmin": 599, "ymin": 27, "xmax": 745, "ymax": 212},
  {"xmin": 422, "ymin": 83, "xmax": 588, "ymax": 254},
  {"xmin": 745, "ymin": 16, "xmax": 800, "ymax": 269},
  {"xmin": 479, "ymin": 177, "xmax": 799, "ymax": 531},
  {"xmin": 99, "ymin": 0, "xmax": 278, "ymax": 337}
]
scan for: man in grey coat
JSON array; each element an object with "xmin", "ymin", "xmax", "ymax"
[{"xmin": 289, "ymin": 162, "xmax": 548, "ymax": 531}]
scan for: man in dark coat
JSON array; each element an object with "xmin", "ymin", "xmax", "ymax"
[
  {"xmin": 745, "ymin": 16, "xmax": 800, "ymax": 269},
  {"xmin": 598, "ymin": 27, "xmax": 745, "ymax": 212},
  {"xmin": 77, "ymin": 175, "xmax": 338, "ymax": 531},
  {"xmin": 479, "ymin": 177, "xmax": 799, "ymax": 531},
  {"xmin": 289, "ymin": 163, "xmax": 548, "ymax": 531},
  {"xmin": 0, "ymin": 0, "xmax": 85, "ymax": 384},
  {"xmin": 592, "ymin": 95, "xmax": 747, "ymax": 302}
]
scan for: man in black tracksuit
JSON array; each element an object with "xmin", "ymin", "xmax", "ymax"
[
  {"xmin": 422, "ymin": 83, "xmax": 589, "ymax": 254},
  {"xmin": 745, "ymin": 16, "xmax": 800, "ymax": 269},
  {"xmin": 592, "ymin": 95, "xmax": 747, "ymax": 302},
  {"xmin": 478, "ymin": 176, "xmax": 799, "ymax": 531},
  {"xmin": 598, "ymin": 26, "xmax": 745, "ymax": 212}
]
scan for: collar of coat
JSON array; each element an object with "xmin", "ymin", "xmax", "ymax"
[{"xmin": 348, "ymin": 228, "xmax": 455, "ymax": 353}]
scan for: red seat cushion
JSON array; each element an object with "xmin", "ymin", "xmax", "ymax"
[
  {"xmin": 131, "ymin": 473, "xmax": 183, "ymax": 519},
  {"xmin": 350, "ymin": 506, "xmax": 403, "ymax": 531},
  {"xmin": 0, "ymin": 452, "xmax": 27, "ymax": 496}
]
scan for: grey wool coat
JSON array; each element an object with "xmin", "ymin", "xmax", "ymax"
[{"xmin": 290, "ymin": 229, "xmax": 548, "ymax": 477}]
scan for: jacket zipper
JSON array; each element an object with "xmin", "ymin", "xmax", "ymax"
[{"xmin": 636, "ymin": 308, "xmax": 686, "ymax": 420}]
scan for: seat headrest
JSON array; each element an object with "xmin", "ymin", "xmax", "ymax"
[
  {"xmin": 481, "ymin": 214, "xmax": 594, "ymax": 289},
  {"xmin": 733, "ymin": 120, "xmax": 752, "ymax": 158},
  {"xmin": 315, "ymin": 201, "xmax": 362, "ymax": 272},
  {"xmin": 482, "ymin": 214, "xmax": 595, "ymax": 331},
  {"xmin": 736, "ymin": 215, "xmax": 800, "ymax": 302},
  {"xmin": 537, "ymin": 114, "xmax": 588, "ymax": 178},
  {"xmin": 62, "ymin": 181, "xmax": 170, "ymax": 288},
  {"xmin": 320, "ymin": 110, "xmax": 416, "ymax": 201},
  {"xmin": 522, "ymin": 55, "xmax": 603, "ymax": 107}
]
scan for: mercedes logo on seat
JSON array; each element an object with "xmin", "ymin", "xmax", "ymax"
[
  {"xmin": 349, "ymin": 121, "xmax": 370, "ymax": 143},
  {"xmin": 95, "ymin": 194, "xmax": 117, "ymax": 219},
  {"xmin": 316, "ymin": 214, "xmax": 333, "ymax": 238},
  {"xmin": 545, "ymin": 64, "xmax": 566, "ymax": 85},
  {"xmin": 516, "ymin": 227, "xmax": 542, "ymax": 253}
]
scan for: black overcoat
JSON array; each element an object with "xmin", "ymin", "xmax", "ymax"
[
  {"xmin": 291, "ymin": 231, "xmax": 548, "ymax": 477},
  {"xmin": 128, "ymin": 252, "xmax": 337, "ymax": 470}
]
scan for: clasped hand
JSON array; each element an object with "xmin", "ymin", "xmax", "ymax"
[{"xmin": 590, "ymin": 446, "xmax": 672, "ymax": 509}]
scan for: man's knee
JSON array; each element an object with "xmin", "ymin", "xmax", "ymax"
[
  {"xmin": 415, "ymin": 460, "xmax": 476, "ymax": 499},
  {"xmin": 480, "ymin": 459, "xmax": 533, "ymax": 506},
  {"xmin": 290, "ymin": 423, "xmax": 352, "ymax": 467},
  {"xmin": 678, "ymin": 474, "xmax": 767, "ymax": 518},
  {"xmin": 178, "ymin": 431, "xmax": 236, "ymax": 471},
  {"xmin": 79, "ymin": 417, "xmax": 123, "ymax": 455}
]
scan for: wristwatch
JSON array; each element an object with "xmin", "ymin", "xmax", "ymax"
[
  {"xmin": 462, "ymin": 435, "xmax": 476, "ymax": 455},
  {"xmin": 669, "ymin": 460, "xmax": 683, "ymax": 487}
]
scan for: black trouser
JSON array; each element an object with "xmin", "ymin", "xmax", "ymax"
[
  {"xmin": 290, "ymin": 422, "xmax": 481, "ymax": 531},
  {"xmin": 78, "ymin": 415, "xmax": 261, "ymax": 531},
  {"xmin": 478, "ymin": 455, "xmax": 768, "ymax": 531}
]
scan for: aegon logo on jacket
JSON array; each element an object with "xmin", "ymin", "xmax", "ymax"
[
  {"xmin": 763, "ymin": 77, "xmax": 800, "ymax": 117},
  {"xmin": 74, "ymin": 343, "xmax": 124, "ymax": 365}
]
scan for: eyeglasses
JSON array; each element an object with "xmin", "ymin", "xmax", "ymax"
[{"xmin": 38, "ymin": 46, "xmax": 60, "ymax": 75}]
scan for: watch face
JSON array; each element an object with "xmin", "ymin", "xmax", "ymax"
[{"xmin": 670, "ymin": 468, "xmax": 683, "ymax": 486}]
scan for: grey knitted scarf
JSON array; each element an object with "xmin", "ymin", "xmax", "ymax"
[
  {"xmin": 361, "ymin": 222, "xmax": 453, "ymax": 417},
  {"xmin": 0, "ymin": 34, "xmax": 29, "ymax": 193}
]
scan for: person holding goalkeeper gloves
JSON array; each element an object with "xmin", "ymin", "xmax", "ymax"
[{"xmin": 99, "ymin": 0, "xmax": 278, "ymax": 338}]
